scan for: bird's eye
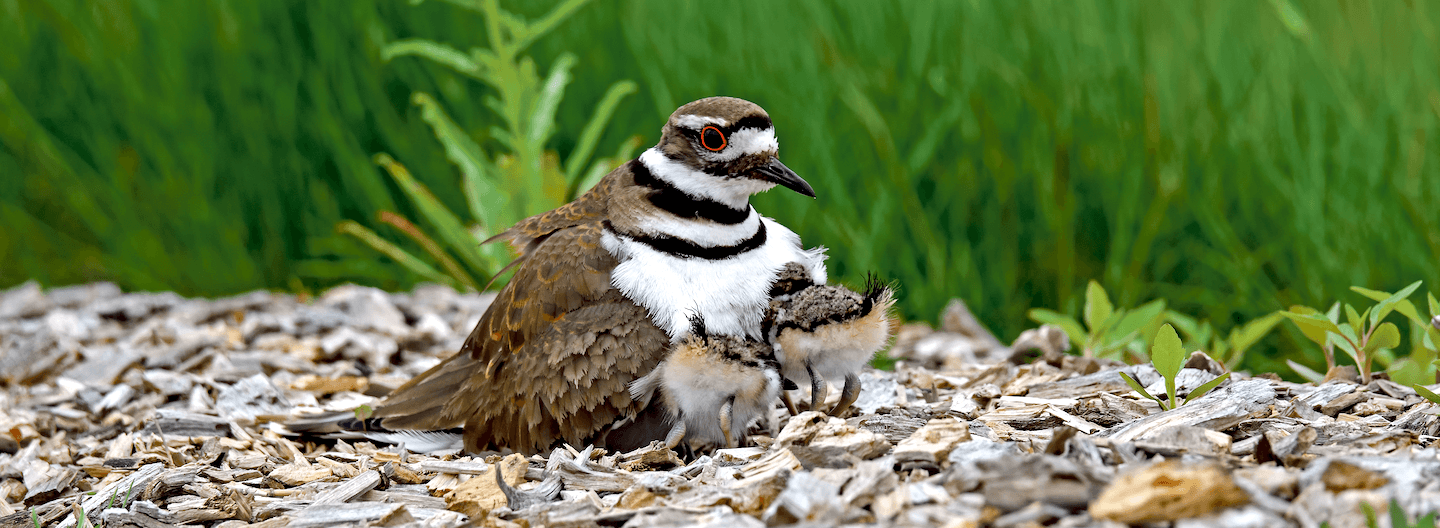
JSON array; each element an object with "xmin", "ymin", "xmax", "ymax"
[{"xmin": 701, "ymin": 126, "xmax": 726, "ymax": 151}]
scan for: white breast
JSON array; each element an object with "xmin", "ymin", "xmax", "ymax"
[{"xmin": 603, "ymin": 217, "xmax": 827, "ymax": 340}]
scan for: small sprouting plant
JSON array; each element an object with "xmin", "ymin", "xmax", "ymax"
[
  {"xmin": 30, "ymin": 508, "xmax": 40, "ymax": 528},
  {"xmin": 1351, "ymin": 285, "xmax": 1440, "ymax": 387},
  {"xmin": 1282, "ymin": 280, "xmax": 1423, "ymax": 384},
  {"xmin": 354, "ymin": 404, "xmax": 374, "ymax": 422},
  {"xmin": 1118, "ymin": 324, "xmax": 1230, "ymax": 411},
  {"xmin": 1029, "ymin": 281, "xmax": 1167, "ymax": 360}
]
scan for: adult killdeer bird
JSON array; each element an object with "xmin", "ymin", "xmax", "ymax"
[
  {"xmin": 765, "ymin": 267, "xmax": 895, "ymax": 417},
  {"xmin": 292, "ymin": 97, "xmax": 827, "ymax": 454},
  {"xmin": 629, "ymin": 317, "xmax": 783, "ymax": 449}
]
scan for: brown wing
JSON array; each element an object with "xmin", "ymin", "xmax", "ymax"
[
  {"xmin": 374, "ymin": 221, "xmax": 669, "ymax": 454},
  {"xmin": 482, "ymin": 167, "xmax": 628, "ymax": 256}
]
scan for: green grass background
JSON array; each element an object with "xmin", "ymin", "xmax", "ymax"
[{"xmin": 2, "ymin": 0, "xmax": 1438, "ymax": 375}]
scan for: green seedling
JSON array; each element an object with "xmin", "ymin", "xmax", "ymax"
[
  {"xmin": 1282, "ymin": 280, "xmax": 1423, "ymax": 384},
  {"xmin": 1029, "ymin": 281, "xmax": 1167, "ymax": 360},
  {"xmin": 1364, "ymin": 499, "xmax": 1437, "ymax": 528},
  {"xmin": 1118, "ymin": 324, "xmax": 1230, "ymax": 411},
  {"xmin": 31, "ymin": 509, "xmax": 39, "ymax": 528},
  {"xmin": 343, "ymin": 0, "xmax": 639, "ymax": 293},
  {"xmin": 1353, "ymin": 285, "xmax": 1440, "ymax": 387}
]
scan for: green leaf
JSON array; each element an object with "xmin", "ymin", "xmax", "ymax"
[
  {"xmin": 1084, "ymin": 281, "xmax": 1114, "ymax": 333},
  {"xmin": 1287, "ymin": 359, "xmax": 1326, "ymax": 384},
  {"xmin": 1152, "ymin": 324, "xmax": 1184, "ymax": 408},
  {"xmin": 411, "ymin": 92, "xmax": 502, "ymax": 230},
  {"xmin": 1429, "ymin": 293, "xmax": 1439, "ymax": 318},
  {"xmin": 1330, "ymin": 330, "xmax": 1360, "ymax": 364},
  {"xmin": 1230, "ymin": 312, "xmax": 1284, "ymax": 356},
  {"xmin": 1118, "ymin": 371, "xmax": 1166, "ymax": 411},
  {"xmin": 1183, "ymin": 373, "xmax": 1231, "ymax": 405},
  {"xmin": 1352, "ymin": 285, "xmax": 1423, "ymax": 324},
  {"xmin": 1151, "ymin": 324, "xmax": 1185, "ymax": 380},
  {"xmin": 1110, "ymin": 299, "xmax": 1167, "ymax": 344},
  {"xmin": 1326, "ymin": 301, "xmax": 1342, "ymax": 323},
  {"xmin": 337, "ymin": 221, "xmax": 457, "ymax": 288},
  {"xmin": 1165, "ymin": 310, "xmax": 1202, "ymax": 338},
  {"xmin": 1371, "ymin": 280, "xmax": 1424, "ymax": 328},
  {"xmin": 377, "ymin": 212, "xmax": 479, "ymax": 292},
  {"xmin": 1028, "ymin": 308, "xmax": 1088, "ymax": 347},
  {"xmin": 564, "ymin": 80, "xmax": 637, "ymax": 186},
  {"xmin": 1365, "ymin": 322, "xmax": 1401, "ymax": 353},
  {"xmin": 382, "ymin": 39, "xmax": 482, "ymax": 77},
  {"xmin": 1344, "ymin": 303, "xmax": 1362, "ymax": 332},
  {"xmin": 374, "ymin": 154, "xmax": 495, "ymax": 281},
  {"xmin": 1415, "ymin": 384, "xmax": 1440, "ymax": 405},
  {"xmin": 1281, "ymin": 308, "xmax": 1341, "ymax": 347},
  {"xmin": 354, "ymin": 404, "xmax": 374, "ymax": 421},
  {"xmin": 528, "ymin": 53, "xmax": 575, "ymax": 145}
]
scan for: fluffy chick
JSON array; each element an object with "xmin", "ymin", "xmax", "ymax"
[
  {"xmin": 766, "ymin": 273, "xmax": 896, "ymax": 416},
  {"xmin": 629, "ymin": 319, "xmax": 782, "ymax": 449}
]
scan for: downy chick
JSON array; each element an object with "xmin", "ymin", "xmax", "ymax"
[
  {"xmin": 766, "ymin": 273, "xmax": 896, "ymax": 416},
  {"xmin": 629, "ymin": 318, "xmax": 783, "ymax": 449}
]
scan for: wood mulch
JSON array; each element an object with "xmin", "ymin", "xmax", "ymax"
[{"xmin": 1, "ymin": 281, "xmax": 1437, "ymax": 527}]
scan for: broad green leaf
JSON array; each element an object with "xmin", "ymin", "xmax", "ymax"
[
  {"xmin": 1152, "ymin": 324, "xmax": 1184, "ymax": 408},
  {"xmin": 1231, "ymin": 312, "xmax": 1284, "ymax": 355},
  {"xmin": 1151, "ymin": 324, "xmax": 1185, "ymax": 380},
  {"xmin": 1352, "ymin": 285, "xmax": 1423, "ymax": 324},
  {"xmin": 1371, "ymin": 280, "xmax": 1423, "ymax": 328},
  {"xmin": 1287, "ymin": 360, "xmax": 1325, "ymax": 384},
  {"xmin": 1326, "ymin": 302, "xmax": 1342, "ymax": 323},
  {"xmin": 1118, "ymin": 371, "xmax": 1166, "ymax": 411},
  {"xmin": 1387, "ymin": 358, "xmax": 1431, "ymax": 387},
  {"xmin": 1364, "ymin": 322, "xmax": 1400, "ymax": 353},
  {"xmin": 1183, "ymin": 373, "xmax": 1231, "ymax": 405},
  {"xmin": 1280, "ymin": 309, "xmax": 1341, "ymax": 346},
  {"xmin": 1084, "ymin": 281, "xmax": 1114, "ymax": 333},
  {"xmin": 1092, "ymin": 309, "xmax": 1127, "ymax": 350},
  {"xmin": 1344, "ymin": 304, "xmax": 1362, "ymax": 332},
  {"xmin": 1028, "ymin": 308, "xmax": 1088, "ymax": 347},
  {"xmin": 1415, "ymin": 384, "xmax": 1440, "ymax": 405},
  {"xmin": 1429, "ymin": 293, "xmax": 1439, "ymax": 318},
  {"xmin": 1337, "ymin": 323, "xmax": 1361, "ymax": 345},
  {"xmin": 1329, "ymin": 330, "xmax": 1360, "ymax": 363}
]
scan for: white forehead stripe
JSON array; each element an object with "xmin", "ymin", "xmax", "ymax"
[
  {"xmin": 674, "ymin": 114, "xmax": 729, "ymax": 129},
  {"xmin": 729, "ymin": 127, "xmax": 778, "ymax": 156}
]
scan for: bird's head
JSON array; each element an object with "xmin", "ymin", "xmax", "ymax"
[{"xmin": 643, "ymin": 97, "xmax": 814, "ymax": 209}]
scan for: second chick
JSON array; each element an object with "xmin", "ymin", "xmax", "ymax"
[
  {"xmin": 767, "ymin": 273, "xmax": 896, "ymax": 416},
  {"xmin": 629, "ymin": 320, "xmax": 783, "ymax": 450}
]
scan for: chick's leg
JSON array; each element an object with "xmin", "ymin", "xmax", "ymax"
[
  {"xmin": 831, "ymin": 372, "xmax": 862, "ymax": 417},
  {"xmin": 807, "ymin": 363, "xmax": 828, "ymax": 414},
  {"xmin": 663, "ymin": 421, "xmax": 687, "ymax": 450},
  {"xmin": 780, "ymin": 390, "xmax": 799, "ymax": 416},
  {"xmin": 719, "ymin": 397, "xmax": 736, "ymax": 448}
]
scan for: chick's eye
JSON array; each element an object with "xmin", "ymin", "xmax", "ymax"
[{"xmin": 701, "ymin": 126, "xmax": 726, "ymax": 151}]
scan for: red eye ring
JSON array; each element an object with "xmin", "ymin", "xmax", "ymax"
[{"xmin": 701, "ymin": 126, "xmax": 727, "ymax": 151}]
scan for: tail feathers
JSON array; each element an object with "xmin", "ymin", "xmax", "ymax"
[{"xmin": 282, "ymin": 411, "xmax": 464, "ymax": 454}]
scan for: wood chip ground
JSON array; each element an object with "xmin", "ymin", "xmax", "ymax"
[{"xmin": 2, "ymin": 282, "xmax": 1438, "ymax": 527}]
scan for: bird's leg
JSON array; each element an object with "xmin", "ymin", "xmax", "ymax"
[
  {"xmin": 780, "ymin": 390, "xmax": 799, "ymax": 416},
  {"xmin": 662, "ymin": 420, "xmax": 687, "ymax": 450},
  {"xmin": 719, "ymin": 397, "xmax": 735, "ymax": 448},
  {"xmin": 831, "ymin": 372, "xmax": 862, "ymax": 417},
  {"xmin": 807, "ymin": 363, "xmax": 828, "ymax": 414}
]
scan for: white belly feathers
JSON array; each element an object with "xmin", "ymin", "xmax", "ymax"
[{"xmin": 603, "ymin": 217, "xmax": 826, "ymax": 341}]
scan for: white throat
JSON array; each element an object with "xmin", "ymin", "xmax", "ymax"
[{"xmin": 639, "ymin": 148, "xmax": 774, "ymax": 210}]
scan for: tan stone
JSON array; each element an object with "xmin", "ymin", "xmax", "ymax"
[{"xmin": 1090, "ymin": 461, "xmax": 1249, "ymax": 523}]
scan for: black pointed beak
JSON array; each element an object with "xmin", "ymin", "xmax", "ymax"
[{"xmin": 752, "ymin": 158, "xmax": 815, "ymax": 198}]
